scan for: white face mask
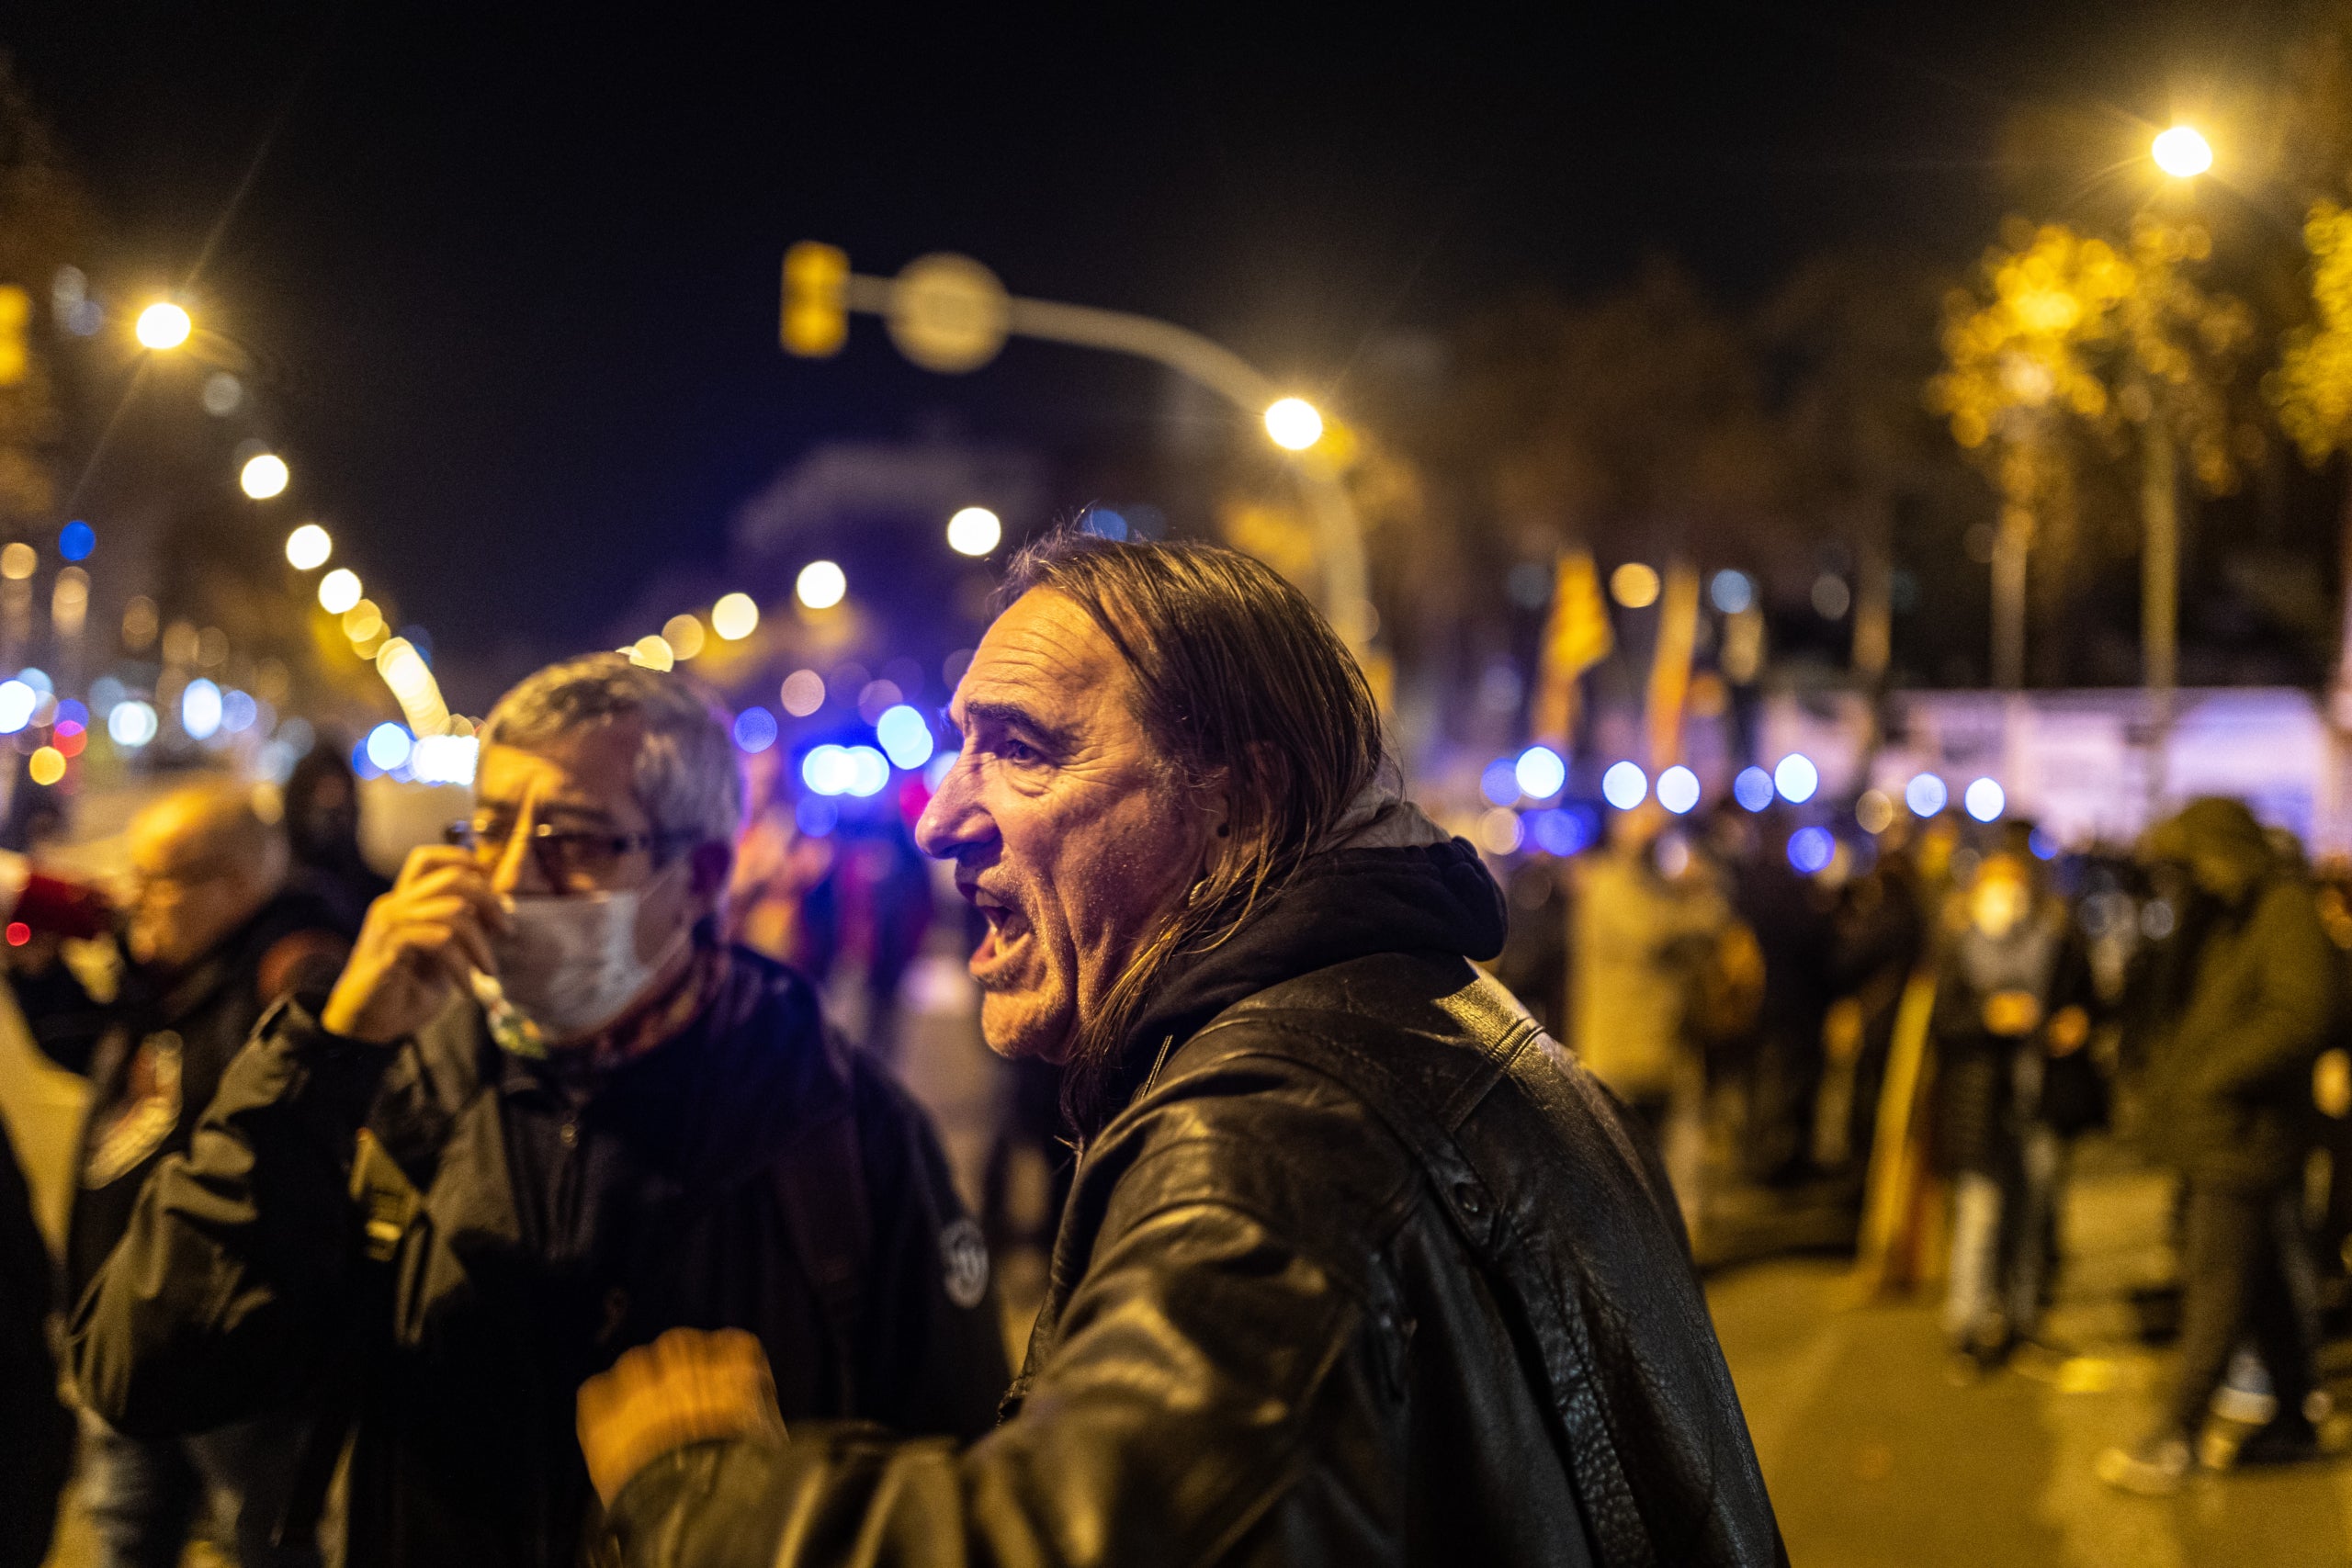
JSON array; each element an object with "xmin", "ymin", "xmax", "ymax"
[{"xmin": 481, "ymin": 870, "xmax": 691, "ymax": 1054}]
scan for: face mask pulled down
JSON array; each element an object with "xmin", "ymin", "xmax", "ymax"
[{"xmin": 471, "ymin": 880, "xmax": 688, "ymax": 1058}]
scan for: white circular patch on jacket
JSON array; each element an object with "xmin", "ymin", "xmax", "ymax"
[{"xmin": 940, "ymin": 1216, "xmax": 990, "ymax": 1309}]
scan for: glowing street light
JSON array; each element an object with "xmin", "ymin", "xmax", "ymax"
[
  {"xmin": 946, "ymin": 506, "xmax": 1001, "ymax": 557},
  {"xmin": 285, "ymin": 523, "xmax": 332, "ymax": 570},
  {"xmin": 318, "ymin": 568, "xmax": 362, "ymax": 615},
  {"xmin": 240, "ymin": 453, "xmax": 289, "ymax": 500},
  {"xmin": 710, "ymin": 592, "xmax": 760, "ymax": 640},
  {"xmin": 1263, "ymin": 397, "xmax": 1324, "ymax": 451},
  {"xmin": 134, "ymin": 302, "xmax": 192, "ymax": 350},
  {"xmin": 796, "ymin": 559, "xmax": 847, "ymax": 610},
  {"xmin": 2153, "ymin": 125, "xmax": 2212, "ymax": 179}
]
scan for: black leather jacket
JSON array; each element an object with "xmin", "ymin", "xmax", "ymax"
[{"xmin": 605, "ymin": 835, "xmax": 1783, "ymax": 1567}]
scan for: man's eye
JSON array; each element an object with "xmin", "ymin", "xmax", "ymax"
[{"xmin": 1000, "ymin": 738, "xmax": 1042, "ymax": 764}]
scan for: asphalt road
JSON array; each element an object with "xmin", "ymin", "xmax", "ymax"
[{"xmin": 1712, "ymin": 1146, "xmax": 2352, "ymax": 1567}]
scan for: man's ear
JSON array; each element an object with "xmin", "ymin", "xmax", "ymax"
[{"xmin": 687, "ymin": 840, "xmax": 733, "ymax": 899}]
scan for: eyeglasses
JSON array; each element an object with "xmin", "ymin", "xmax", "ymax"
[{"xmin": 444, "ymin": 816, "xmax": 684, "ymax": 890}]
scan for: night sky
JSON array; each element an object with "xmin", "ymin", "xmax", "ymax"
[{"xmin": 0, "ymin": 2, "xmax": 2295, "ymax": 677}]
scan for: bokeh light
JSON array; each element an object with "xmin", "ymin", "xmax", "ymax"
[
  {"xmin": 1480, "ymin": 759, "xmax": 1521, "ymax": 807},
  {"xmin": 0, "ymin": 682, "xmax": 34, "ymax": 735},
  {"xmin": 1964, "ymin": 777, "xmax": 2007, "ymax": 822},
  {"xmin": 947, "ymin": 506, "xmax": 1002, "ymax": 556},
  {"xmin": 845, "ymin": 745, "xmax": 888, "ymax": 796},
  {"xmin": 240, "ymin": 454, "xmax": 289, "ymax": 500},
  {"xmin": 796, "ymin": 560, "xmax": 847, "ymax": 610},
  {"xmin": 1856, "ymin": 790, "xmax": 1895, "ymax": 835},
  {"xmin": 1514, "ymin": 744, "xmax": 1567, "ymax": 800},
  {"xmin": 1476, "ymin": 807, "xmax": 1524, "ymax": 855},
  {"xmin": 1527, "ymin": 807, "xmax": 1595, "ymax": 858},
  {"xmin": 2153, "ymin": 125, "xmax": 2213, "ymax": 178},
  {"xmin": 1601, "ymin": 761, "xmax": 1649, "ymax": 810},
  {"xmin": 1610, "ymin": 562, "xmax": 1661, "ymax": 609},
  {"xmin": 366, "ymin": 722, "xmax": 413, "ymax": 773},
  {"xmin": 803, "ymin": 744, "xmax": 854, "ymax": 795},
  {"xmin": 181, "ymin": 678, "xmax": 223, "ymax": 740},
  {"xmin": 1787, "ymin": 825, "xmax": 1836, "ymax": 874},
  {"xmin": 107, "ymin": 701, "xmax": 156, "ymax": 748},
  {"xmin": 1773, "ymin": 753, "xmax": 1819, "ymax": 804},
  {"xmin": 285, "ymin": 524, "xmax": 332, "ymax": 570},
  {"xmin": 1657, "ymin": 765, "xmax": 1701, "ymax": 815},
  {"xmin": 662, "ymin": 614, "xmax": 707, "ymax": 660},
  {"xmin": 319, "ymin": 569, "xmax": 362, "ymax": 615},
  {"xmin": 1709, "ymin": 570, "xmax": 1755, "ymax": 615},
  {"xmin": 732, "ymin": 707, "xmax": 778, "ymax": 753},
  {"xmin": 1905, "ymin": 773, "xmax": 1949, "ymax": 817},
  {"xmin": 0, "ymin": 544, "xmax": 35, "ymax": 581},
  {"xmin": 58, "ymin": 521, "xmax": 94, "ymax": 561},
  {"xmin": 628, "ymin": 635, "xmax": 674, "ymax": 671},
  {"xmin": 134, "ymin": 302, "xmax": 191, "ymax": 349},
  {"xmin": 780, "ymin": 669, "xmax": 826, "ymax": 716},
  {"xmin": 1263, "ymin": 397, "xmax": 1324, "ymax": 451},
  {"xmin": 876, "ymin": 705, "xmax": 935, "ymax": 770},
  {"xmin": 1733, "ymin": 766, "xmax": 1775, "ymax": 812},
  {"xmin": 711, "ymin": 592, "xmax": 760, "ymax": 640},
  {"xmin": 27, "ymin": 747, "xmax": 64, "ymax": 786}
]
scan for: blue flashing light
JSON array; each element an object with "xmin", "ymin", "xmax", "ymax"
[
  {"xmin": 1480, "ymin": 759, "xmax": 1521, "ymax": 807},
  {"xmin": 1527, "ymin": 807, "xmax": 1596, "ymax": 858},
  {"xmin": 1601, "ymin": 761, "xmax": 1648, "ymax": 810},
  {"xmin": 794, "ymin": 797, "xmax": 840, "ymax": 838},
  {"xmin": 876, "ymin": 705, "xmax": 934, "ymax": 770},
  {"xmin": 1788, "ymin": 825, "xmax": 1836, "ymax": 875},
  {"xmin": 1905, "ymin": 773, "xmax": 1949, "ymax": 818},
  {"xmin": 1773, "ymin": 753, "xmax": 1819, "ymax": 805},
  {"xmin": 1514, "ymin": 745, "xmax": 1567, "ymax": 800},
  {"xmin": 58, "ymin": 521, "xmax": 94, "ymax": 561},
  {"xmin": 182, "ymin": 678, "xmax": 223, "ymax": 741},
  {"xmin": 732, "ymin": 706, "xmax": 779, "ymax": 753},
  {"xmin": 365, "ymin": 722, "xmax": 413, "ymax": 772},
  {"xmin": 1657, "ymin": 765, "xmax": 1701, "ymax": 815},
  {"xmin": 1964, "ymin": 777, "xmax": 2007, "ymax": 823},
  {"xmin": 1733, "ymin": 766, "xmax": 1774, "ymax": 812}
]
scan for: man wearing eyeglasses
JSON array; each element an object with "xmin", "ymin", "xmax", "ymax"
[{"xmin": 70, "ymin": 654, "xmax": 1008, "ymax": 1568}]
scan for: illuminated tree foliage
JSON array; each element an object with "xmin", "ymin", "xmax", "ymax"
[{"xmin": 2276, "ymin": 203, "xmax": 2352, "ymax": 465}]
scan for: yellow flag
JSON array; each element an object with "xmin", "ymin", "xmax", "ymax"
[{"xmin": 1531, "ymin": 549, "xmax": 1612, "ymax": 748}]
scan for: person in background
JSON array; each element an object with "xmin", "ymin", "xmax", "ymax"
[
  {"xmin": 1929, "ymin": 851, "xmax": 2090, "ymax": 1375},
  {"xmin": 71, "ymin": 656, "xmax": 1006, "ymax": 1568},
  {"xmin": 2100, "ymin": 797, "xmax": 2340, "ymax": 1494},
  {"xmin": 1572, "ymin": 800, "xmax": 1742, "ymax": 1236},
  {"xmin": 1, "ymin": 1111, "xmax": 74, "ymax": 1568},
  {"xmin": 15, "ymin": 780, "xmax": 353, "ymax": 1567},
  {"xmin": 575, "ymin": 536, "xmax": 1782, "ymax": 1567},
  {"xmin": 281, "ymin": 744, "xmax": 390, "ymax": 935}
]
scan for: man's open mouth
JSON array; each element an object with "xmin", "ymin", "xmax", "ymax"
[{"xmin": 969, "ymin": 893, "xmax": 1032, "ymax": 982}]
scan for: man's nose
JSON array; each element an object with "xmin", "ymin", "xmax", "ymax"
[{"xmin": 914, "ymin": 755, "xmax": 992, "ymax": 862}]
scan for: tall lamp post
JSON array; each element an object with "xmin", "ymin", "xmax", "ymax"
[{"xmin": 2145, "ymin": 124, "xmax": 2212, "ymax": 808}]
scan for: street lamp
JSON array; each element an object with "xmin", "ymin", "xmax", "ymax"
[
  {"xmin": 946, "ymin": 506, "xmax": 1001, "ymax": 556},
  {"xmin": 285, "ymin": 523, "xmax": 332, "ymax": 570},
  {"xmin": 240, "ymin": 453, "xmax": 289, "ymax": 500},
  {"xmin": 1263, "ymin": 397, "xmax": 1324, "ymax": 452},
  {"xmin": 2153, "ymin": 125, "xmax": 2213, "ymax": 179},
  {"xmin": 134, "ymin": 302, "xmax": 191, "ymax": 350}
]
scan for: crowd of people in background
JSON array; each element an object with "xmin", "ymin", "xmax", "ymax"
[
  {"xmin": 1498, "ymin": 780, "xmax": 2352, "ymax": 1495},
  {"xmin": 9, "ymin": 581, "xmax": 2352, "ymax": 1558}
]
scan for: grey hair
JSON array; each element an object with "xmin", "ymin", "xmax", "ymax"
[{"xmin": 481, "ymin": 652, "xmax": 743, "ymax": 848}]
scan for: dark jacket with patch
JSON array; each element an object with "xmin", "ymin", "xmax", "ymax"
[
  {"xmin": 70, "ymin": 945, "xmax": 1008, "ymax": 1568},
  {"xmin": 602, "ymin": 835, "xmax": 1783, "ymax": 1568},
  {"xmin": 14, "ymin": 888, "xmax": 352, "ymax": 1299}
]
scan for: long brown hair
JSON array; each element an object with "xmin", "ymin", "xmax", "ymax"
[{"xmin": 997, "ymin": 533, "xmax": 1385, "ymax": 1124}]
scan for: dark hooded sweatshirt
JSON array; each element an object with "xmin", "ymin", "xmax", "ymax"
[{"xmin": 602, "ymin": 813, "xmax": 1785, "ymax": 1568}]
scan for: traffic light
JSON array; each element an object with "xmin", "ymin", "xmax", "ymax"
[
  {"xmin": 0, "ymin": 287, "xmax": 28, "ymax": 387},
  {"xmin": 780, "ymin": 242, "xmax": 848, "ymax": 358}
]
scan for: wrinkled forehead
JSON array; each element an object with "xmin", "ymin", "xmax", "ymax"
[
  {"xmin": 952, "ymin": 589, "xmax": 1135, "ymax": 722},
  {"xmin": 474, "ymin": 722, "xmax": 651, "ymax": 828}
]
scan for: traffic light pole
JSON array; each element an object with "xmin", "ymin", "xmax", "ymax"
[{"xmin": 789, "ymin": 244, "xmax": 1373, "ymax": 655}]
